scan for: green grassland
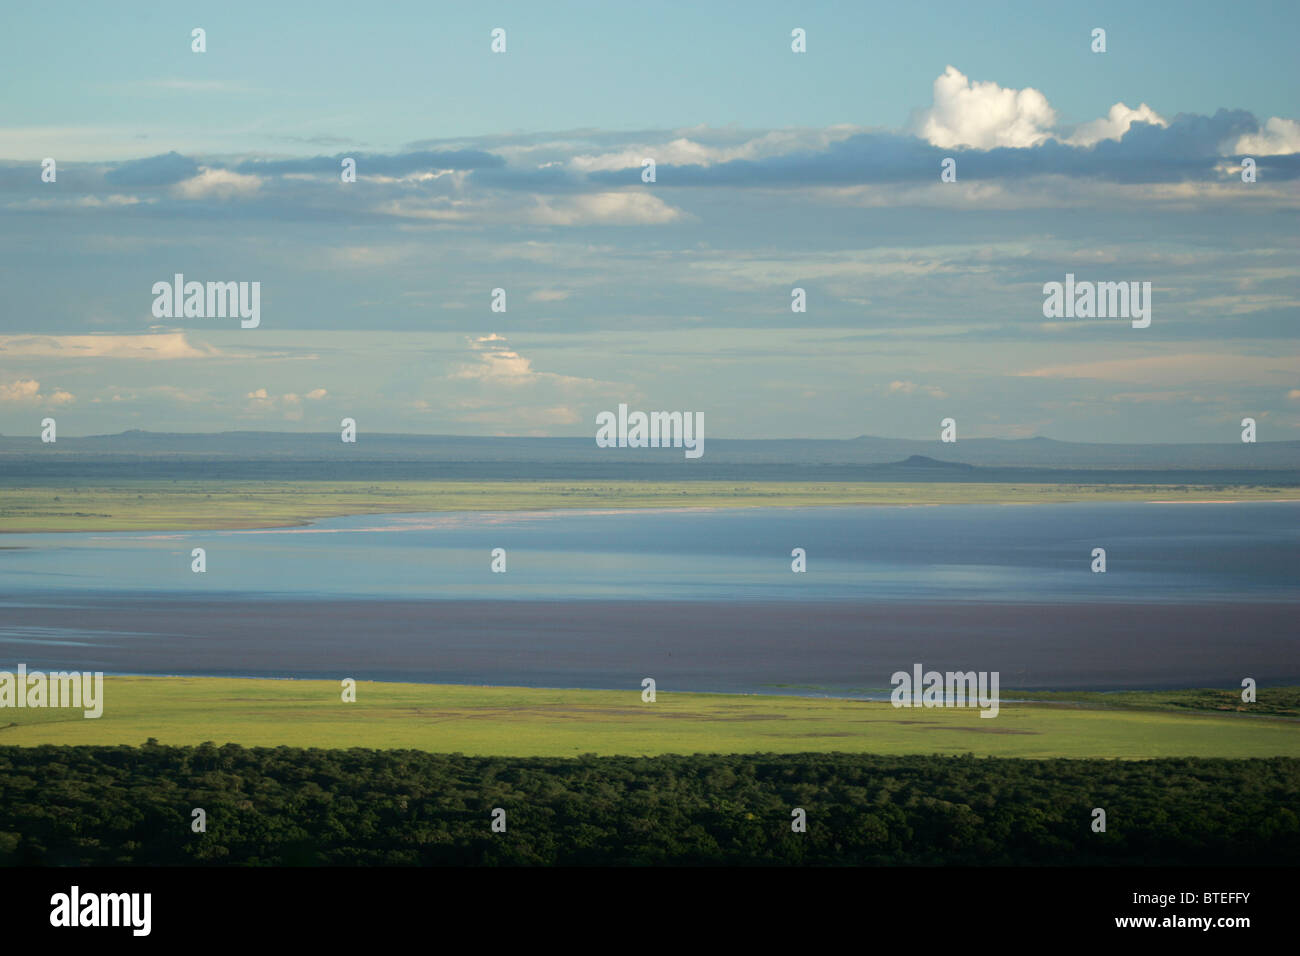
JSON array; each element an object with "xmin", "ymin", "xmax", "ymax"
[
  {"xmin": 2, "ymin": 480, "xmax": 1297, "ymax": 532},
  {"xmin": 1016, "ymin": 686, "xmax": 1300, "ymax": 717},
  {"xmin": 3, "ymin": 676, "xmax": 1296, "ymax": 759}
]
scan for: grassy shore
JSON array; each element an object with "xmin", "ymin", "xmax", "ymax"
[
  {"xmin": 2, "ymin": 676, "xmax": 1296, "ymax": 758},
  {"xmin": 2, "ymin": 479, "xmax": 1297, "ymax": 532}
]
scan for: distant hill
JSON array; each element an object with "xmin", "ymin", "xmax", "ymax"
[
  {"xmin": 891, "ymin": 455, "xmax": 976, "ymax": 471},
  {"xmin": 0, "ymin": 431, "xmax": 1295, "ymax": 484},
  {"xmin": 1, "ymin": 430, "xmax": 1295, "ymax": 469}
]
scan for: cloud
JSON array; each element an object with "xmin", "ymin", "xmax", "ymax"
[
  {"xmin": 887, "ymin": 380, "xmax": 949, "ymax": 399},
  {"xmin": 915, "ymin": 66, "xmax": 1056, "ymax": 149},
  {"xmin": 5, "ymin": 84, "xmax": 1298, "ymax": 234},
  {"xmin": 91, "ymin": 385, "xmax": 205, "ymax": 405},
  {"xmin": 104, "ymin": 151, "xmax": 200, "ymax": 186},
  {"xmin": 1233, "ymin": 117, "xmax": 1300, "ymax": 156},
  {"xmin": 619, "ymin": 107, "xmax": 1294, "ymax": 190},
  {"xmin": 0, "ymin": 378, "xmax": 74, "ymax": 405},
  {"xmin": 233, "ymin": 149, "xmax": 504, "ymax": 176},
  {"xmin": 0, "ymin": 379, "xmax": 41, "ymax": 402},
  {"xmin": 525, "ymin": 191, "xmax": 683, "ymax": 225},
  {"xmin": 1065, "ymin": 102, "xmax": 1168, "ymax": 147},
  {"xmin": 566, "ymin": 127, "xmax": 863, "ymax": 174},
  {"xmin": 171, "ymin": 167, "xmax": 262, "ymax": 199},
  {"xmin": 451, "ymin": 334, "xmax": 606, "ymax": 391},
  {"xmin": 238, "ymin": 385, "xmax": 328, "ymax": 420},
  {"xmin": 5, "ymin": 194, "xmax": 149, "ymax": 210},
  {"xmin": 451, "ymin": 342, "xmax": 540, "ymax": 386},
  {"xmin": 244, "ymin": 387, "xmax": 287, "ymax": 418},
  {"xmin": 374, "ymin": 198, "xmax": 470, "ymax": 222},
  {"xmin": 585, "ymin": 132, "xmax": 933, "ymax": 188},
  {"xmin": 0, "ymin": 333, "xmax": 222, "ymax": 359},
  {"xmin": 1018, "ymin": 353, "xmax": 1299, "ymax": 385},
  {"xmin": 528, "ymin": 289, "xmax": 570, "ymax": 302}
]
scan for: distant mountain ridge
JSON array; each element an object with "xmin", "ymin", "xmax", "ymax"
[{"xmin": 1, "ymin": 430, "xmax": 1295, "ymax": 471}]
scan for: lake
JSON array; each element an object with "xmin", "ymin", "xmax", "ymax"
[{"xmin": 1, "ymin": 503, "xmax": 1297, "ymax": 693}]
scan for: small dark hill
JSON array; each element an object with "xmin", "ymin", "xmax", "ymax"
[{"xmin": 888, "ymin": 455, "xmax": 976, "ymax": 471}]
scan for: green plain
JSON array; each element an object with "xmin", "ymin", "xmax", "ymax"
[
  {"xmin": 2, "ymin": 480, "xmax": 1297, "ymax": 532},
  {"xmin": 2, "ymin": 676, "xmax": 1296, "ymax": 759}
]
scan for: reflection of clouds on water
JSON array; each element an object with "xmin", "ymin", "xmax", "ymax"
[{"xmin": 3, "ymin": 505, "xmax": 1297, "ymax": 606}]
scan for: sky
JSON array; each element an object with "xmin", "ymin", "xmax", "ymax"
[{"xmin": 1, "ymin": 0, "xmax": 1297, "ymax": 441}]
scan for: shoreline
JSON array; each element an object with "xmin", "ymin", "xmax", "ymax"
[{"xmin": 4, "ymin": 480, "xmax": 1298, "ymax": 534}]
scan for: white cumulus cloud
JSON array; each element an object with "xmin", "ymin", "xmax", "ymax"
[
  {"xmin": 1233, "ymin": 117, "xmax": 1300, "ymax": 156},
  {"xmin": 1065, "ymin": 102, "xmax": 1167, "ymax": 147},
  {"xmin": 916, "ymin": 68, "xmax": 1174, "ymax": 154},
  {"xmin": 916, "ymin": 66, "xmax": 1056, "ymax": 149}
]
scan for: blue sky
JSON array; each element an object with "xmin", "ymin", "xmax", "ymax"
[{"xmin": 1, "ymin": 1, "xmax": 1297, "ymax": 441}]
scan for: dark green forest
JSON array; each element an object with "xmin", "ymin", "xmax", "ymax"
[{"xmin": 1, "ymin": 744, "xmax": 1296, "ymax": 866}]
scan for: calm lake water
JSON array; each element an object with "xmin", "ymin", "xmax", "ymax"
[
  {"xmin": 4, "ymin": 503, "xmax": 1299, "ymax": 602},
  {"xmin": 1, "ymin": 503, "xmax": 1297, "ymax": 692}
]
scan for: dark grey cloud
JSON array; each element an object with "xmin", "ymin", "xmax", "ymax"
[
  {"xmin": 0, "ymin": 161, "xmax": 139, "ymax": 195},
  {"xmin": 468, "ymin": 163, "xmax": 585, "ymax": 192},
  {"xmin": 585, "ymin": 110, "xmax": 1300, "ymax": 187},
  {"xmin": 104, "ymin": 151, "xmax": 200, "ymax": 186},
  {"xmin": 4, "ymin": 110, "xmax": 1297, "ymax": 230},
  {"xmin": 232, "ymin": 149, "xmax": 504, "ymax": 176}
]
